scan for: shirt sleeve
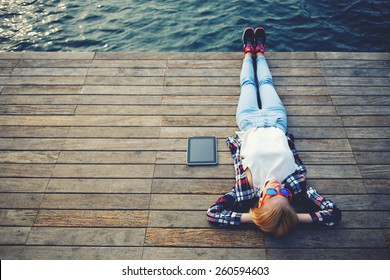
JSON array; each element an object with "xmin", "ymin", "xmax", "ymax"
[
  {"xmin": 206, "ymin": 189, "xmax": 243, "ymax": 226},
  {"xmin": 226, "ymin": 136, "xmax": 255, "ymax": 202},
  {"xmin": 305, "ymin": 187, "xmax": 342, "ymax": 226}
]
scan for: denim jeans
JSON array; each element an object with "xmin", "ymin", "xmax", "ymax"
[{"xmin": 236, "ymin": 56, "xmax": 287, "ymax": 133}]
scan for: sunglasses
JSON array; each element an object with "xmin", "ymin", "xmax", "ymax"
[{"xmin": 260, "ymin": 188, "xmax": 292, "ymax": 206}]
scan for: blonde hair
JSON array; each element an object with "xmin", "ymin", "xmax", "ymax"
[{"xmin": 250, "ymin": 204, "xmax": 298, "ymax": 237}]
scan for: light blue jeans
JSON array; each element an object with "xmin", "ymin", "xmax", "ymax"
[{"xmin": 236, "ymin": 56, "xmax": 287, "ymax": 133}]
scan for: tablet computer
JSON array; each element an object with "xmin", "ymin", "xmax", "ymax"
[{"xmin": 187, "ymin": 136, "xmax": 218, "ymax": 166}]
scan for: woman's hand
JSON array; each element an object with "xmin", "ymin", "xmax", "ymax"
[
  {"xmin": 297, "ymin": 213, "xmax": 313, "ymax": 223},
  {"xmin": 240, "ymin": 213, "xmax": 254, "ymax": 223}
]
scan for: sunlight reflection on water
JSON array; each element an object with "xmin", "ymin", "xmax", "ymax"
[{"xmin": 0, "ymin": 0, "xmax": 389, "ymax": 52}]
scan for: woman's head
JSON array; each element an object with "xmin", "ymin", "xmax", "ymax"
[{"xmin": 250, "ymin": 179, "xmax": 298, "ymax": 237}]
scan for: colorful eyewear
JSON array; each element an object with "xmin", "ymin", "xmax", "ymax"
[{"xmin": 260, "ymin": 188, "xmax": 292, "ymax": 206}]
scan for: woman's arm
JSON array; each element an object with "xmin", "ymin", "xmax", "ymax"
[
  {"xmin": 297, "ymin": 213, "xmax": 313, "ymax": 223},
  {"xmin": 206, "ymin": 190, "xmax": 243, "ymax": 226}
]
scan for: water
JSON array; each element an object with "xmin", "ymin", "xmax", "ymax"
[{"xmin": 0, "ymin": 0, "xmax": 389, "ymax": 52}]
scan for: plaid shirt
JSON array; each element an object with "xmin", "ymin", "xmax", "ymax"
[{"xmin": 206, "ymin": 131, "xmax": 341, "ymax": 226}]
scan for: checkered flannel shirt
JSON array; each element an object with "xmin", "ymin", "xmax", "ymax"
[{"xmin": 206, "ymin": 131, "xmax": 341, "ymax": 226}]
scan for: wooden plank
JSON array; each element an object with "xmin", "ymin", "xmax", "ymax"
[
  {"xmin": 91, "ymin": 59, "xmax": 167, "ymax": 68},
  {"xmin": 20, "ymin": 52, "xmax": 95, "ymax": 60},
  {"xmin": 81, "ymin": 85, "xmax": 164, "ymax": 95},
  {"xmin": 26, "ymin": 227, "xmax": 146, "ymax": 246},
  {"xmin": 332, "ymin": 96, "xmax": 390, "ymax": 106},
  {"xmin": 358, "ymin": 165, "xmax": 390, "ymax": 179},
  {"xmin": 0, "ymin": 246, "xmax": 24, "ymax": 260},
  {"xmin": 12, "ymin": 68, "xmax": 89, "ymax": 76},
  {"xmin": 378, "ymin": 213, "xmax": 390, "ymax": 228},
  {"xmin": 0, "ymin": 126, "xmax": 70, "ymax": 138},
  {"xmin": 46, "ymin": 178, "xmax": 152, "ymax": 193},
  {"xmin": 0, "ymin": 139, "xmax": 66, "ymax": 150},
  {"xmin": 40, "ymin": 194, "xmax": 151, "ymax": 210},
  {"xmin": 17, "ymin": 59, "xmax": 92, "ymax": 68},
  {"xmin": 19, "ymin": 246, "xmax": 143, "ymax": 260},
  {"xmin": 67, "ymin": 127, "xmax": 160, "ymax": 138},
  {"xmin": 363, "ymin": 195, "xmax": 390, "ymax": 210},
  {"xmin": 0, "ymin": 178, "xmax": 49, "ymax": 192},
  {"xmin": 317, "ymin": 52, "xmax": 390, "ymax": 60},
  {"xmin": 84, "ymin": 76, "xmax": 165, "ymax": 86},
  {"xmin": 0, "ymin": 227, "xmax": 31, "ymax": 244},
  {"xmin": 148, "ymin": 210, "xmax": 210, "ymax": 228},
  {"xmin": 150, "ymin": 194, "xmax": 218, "ymax": 211},
  {"xmin": 0, "ymin": 68, "xmax": 13, "ymax": 75},
  {"xmin": 1, "ymin": 76, "xmax": 86, "ymax": 86},
  {"xmin": 87, "ymin": 68, "xmax": 165, "ymax": 77},
  {"xmin": 142, "ymin": 247, "xmax": 266, "ymax": 260},
  {"xmin": 0, "ymin": 164, "xmax": 55, "ymax": 178},
  {"xmin": 354, "ymin": 152, "xmax": 390, "ymax": 164},
  {"xmin": 0, "ymin": 210, "xmax": 38, "ymax": 226},
  {"xmin": 34, "ymin": 210, "xmax": 149, "ymax": 227},
  {"xmin": 0, "ymin": 115, "xmax": 162, "ymax": 126},
  {"xmin": 265, "ymin": 229, "xmax": 386, "ymax": 248},
  {"xmin": 0, "ymin": 95, "xmax": 80, "ymax": 105},
  {"xmin": 321, "ymin": 68, "xmax": 390, "ymax": 77},
  {"xmin": 336, "ymin": 106, "xmax": 390, "ymax": 116},
  {"xmin": 151, "ymin": 178, "xmax": 234, "ymax": 195},
  {"xmin": 0, "ymin": 105, "xmax": 76, "ymax": 115},
  {"xmin": 319, "ymin": 60, "xmax": 390, "ymax": 68},
  {"xmin": 349, "ymin": 139, "xmax": 390, "ymax": 151},
  {"xmin": 2, "ymin": 85, "xmax": 83, "ymax": 95},
  {"xmin": 94, "ymin": 52, "xmax": 239, "ymax": 60},
  {"xmin": 77, "ymin": 95, "xmax": 163, "ymax": 105},
  {"xmin": 342, "ymin": 116, "xmax": 390, "ymax": 127},
  {"xmin": 144, "ymin": 228, "xmax": 265, "ymax": 248},
  {"xmin": 61, "ymin": 139, "xmax": 159, "ymax": 151},
  {"xmin": 0, "ymin": 194, "xmax": 44, "ymax": 209},
  {"xmin": 57, "ymin": 151, "xmax": 157, "ymax": 164},
  {"xmin": 325, "ymin": 77, "xmax": 390, "ymax": 86},
  {"xmin": 266, "ymin": 248, "xmax": 389, "ymax": 260},
  {"xmin": 345, "ymin": 128, "xmax": 390, "ymax": 139},
  {"xmin": 50, "ymin": 164, "xmax": 155, "ymax": 178},
  {"xmin": 363, "ymin": 179, "xmax": 390, "ymax": 194},
  {"xmin": 326, "ymin": 86, "xmax": 390, "ymax": 96},
  {"xmin": 0, "ymin": 60, "xmax": 20, "ymax": 67},
  {"xmin": 0, "ymin": 151, "xmax": 60, "ymax": 163}
]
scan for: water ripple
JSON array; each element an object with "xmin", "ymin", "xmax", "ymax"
[{"xmin": 0, "ymin": 0, "xmax": 389, "ymax": 52}]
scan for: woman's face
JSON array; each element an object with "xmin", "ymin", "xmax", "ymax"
[{"xmin": 259, "ymin": 178, "xmax": 290, "ymax": 208}]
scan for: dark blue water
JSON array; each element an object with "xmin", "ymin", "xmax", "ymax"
[{"xmin": 1, "ymin": 0, "xmax": 389, "ymax": 52}]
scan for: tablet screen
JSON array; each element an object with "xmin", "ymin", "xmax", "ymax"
[{"xmin": 187, "ymin": 136, "xmax": 218, "ymax": 165}]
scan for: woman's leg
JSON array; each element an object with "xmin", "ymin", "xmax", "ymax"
[
  {"xmin": 236, "ymin": 54, "xmax": 261, "ymax": 131},
  {"xmin": 256, "ymin": 53, "xmax": 288, "ymax": 131}
]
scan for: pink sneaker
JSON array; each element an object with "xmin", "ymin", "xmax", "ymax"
[
  {"xmin": 254, "ymin": 27, "xmax": 266, "ymax": 53},
  {"xmin": 242, "ymin": 27, "xmax": 255, "ymax": 54}
]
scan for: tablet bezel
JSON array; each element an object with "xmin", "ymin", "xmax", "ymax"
[{"xmin": 186, "ymin": 136, "xmax": 218, "ymax": 166}]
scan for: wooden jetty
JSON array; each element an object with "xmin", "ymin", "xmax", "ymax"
[{"xmin": 0, "ymin": 52, "xmax": 389, "ymax": 260}]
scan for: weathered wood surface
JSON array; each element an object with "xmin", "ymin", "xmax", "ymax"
[{"xmin": 0, "ymin": 52, "xmax": 389, "ymax": 260}]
